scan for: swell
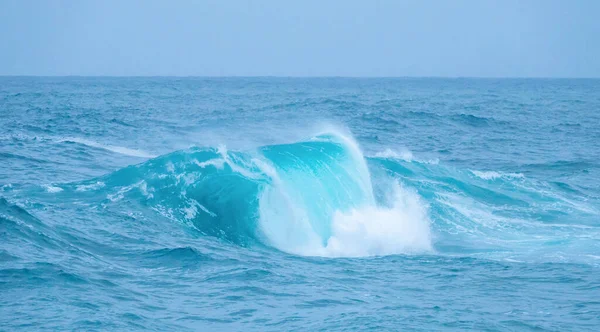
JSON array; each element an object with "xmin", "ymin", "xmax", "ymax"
[
  {"xmin": 25, "ymin": 131, "xmax": 600, "ymax": 262},
  {"xmin": 401, "ymin": 111, "xmax": 511, "ymax": 127},
  {"xmin": 39, "ymin": 131, "xmax": 432, "ymax": 257}
]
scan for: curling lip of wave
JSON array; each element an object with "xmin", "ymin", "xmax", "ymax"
[{"xmin": 255, "ymin": 132, "xmax": 432, "ymax": 257}]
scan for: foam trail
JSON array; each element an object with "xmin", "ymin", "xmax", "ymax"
[
  {"xmin": 76, "ymin": 181, "xmax": 106, "ymax": 192},
  {"xmin": 60, "ymin": 137, "xmax": 157, "ymax": 158},
  {"xmin": 471, "ymin": 170, "xmax": 524, "ymax": 180},
  {"xmin": 373, "ymin": 147, "xmax": 439, "ymax": 164},
  {"xmin": 374, "ymin": 148, "xmax": 414, "ymax": 161}
]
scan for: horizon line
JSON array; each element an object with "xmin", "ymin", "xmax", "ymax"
[{"xmin": 1, "ymin": 75, "xmax": 599, "ymax": 80}]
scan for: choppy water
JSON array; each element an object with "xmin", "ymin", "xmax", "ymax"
[{"xmin": 1, "ymin": 77, "xmax": 600, "ymax": 331}]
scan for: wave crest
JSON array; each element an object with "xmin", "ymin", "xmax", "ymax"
[{"xmin": 71, "ymin": 131, "xmax": 433, "ymax": 257}]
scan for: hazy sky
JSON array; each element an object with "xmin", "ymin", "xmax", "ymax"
[{"xmin": 1, "ymin": 0, "xmax": 599, "ymax": 77}]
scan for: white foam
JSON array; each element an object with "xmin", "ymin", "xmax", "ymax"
[
  {"xmin": 107, "ymin": 181, "xmax": 143, "ymax": 202},
  {"xmin": 193, "ymin": 158, "xmax": 225, "ymax": 169},
  {"xmin": 503, "ymin": 258, "xmax": 524, "ymax": 263},
  {"xmin": 180, "ymin": 197, "xmax": 217, "ymax": 220},
  {"xmin": 44, "ymin": 185, "xmax": 63, "ymax": 193},
  {"xmin": 59, "ymin": 137, "xmax": 156, "ymax": 158},
  {"xmin": 373, "ymin": 148, "xmax": 439, "ymax": 164},
  {"xmin": 138, "ymin": 181, "xmax": 154, "ymax": 199},
  {"xmin": 471, "ymin": 170, "xmax": 524, "ymax": 180},
  {"xmin": 258, "ymin": 171, "xmax": 325, "ymax": 255},
  {"xmin": 175, "ymin": 173, "xmax": 200, "ymax": 186},
  {"xmin": 217, "ymin": 145, "xmax": 262, "ymax": 179},
  {"xmin": 2, "ymin": 134, "xmax": 156, "ymax": 158},
  {"xmin": 374, "ymin": 148, "xmax": 414, "ymax": 162},
  {"xmin": 436, "ymin": 192, "xmax": 506, "ymax": 228},
  {"xmin": 75, "ymin": 181, "xmax": 105, "ymax": 192},
  {"xmin": 322, "ymin": 183, "xmax": 432, "ymax": 257},
  {"xmin": 260, "ymin": 181, "xmax": 432, "ymax": 258},
  {"xmin": 166, "ymin": 162, "xmax": 176, "ymax": 173},
  {"xmin": 196, "ymin": 202, "xmax": 217, "ymax": 218}
]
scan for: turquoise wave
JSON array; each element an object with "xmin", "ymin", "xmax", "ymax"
[
  {"xmin": 36, "ymin": 132, "xmax": 429, "ymax": 256},
  {"xmin": 27, "ymin": 131, "xmax": 597, "ymax": 262}
]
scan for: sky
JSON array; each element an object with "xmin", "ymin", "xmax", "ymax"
[{"xmin": 1, "ymin": 0, "xmax": 599, "ymax": 77}]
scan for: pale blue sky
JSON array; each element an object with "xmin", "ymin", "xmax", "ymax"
[{"xmin": 1, "ymin": 0, "xmax": 599, "ymax": 77}]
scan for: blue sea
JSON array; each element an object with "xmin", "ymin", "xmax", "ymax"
[{"xmin": 1, "ymin": 77, "xmax": 599, "ymax": 331}]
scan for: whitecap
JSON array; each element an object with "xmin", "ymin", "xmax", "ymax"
[
  {"xmin": 471, "ymin": 170, "xmax": 524, "ymax": 180},
  {"xmin": 44, "ymin": 185, "xmax": 63, "ymax": 193}
]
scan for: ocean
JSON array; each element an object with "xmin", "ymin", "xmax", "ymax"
[{"xmin": 1, "ymin": 77, "xmax": 599, "ymax": 331}]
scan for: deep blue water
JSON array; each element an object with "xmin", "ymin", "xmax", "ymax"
[{"xmin": 1, "ymin": 77, "xmax": 600, "ymax": 331}]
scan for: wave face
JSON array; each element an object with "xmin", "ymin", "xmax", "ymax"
[
  {"xmin": 61, "ymin": 132, "xmax": 432, "ymax": 257},
  {"xmin": 35, "ymin": 129, "xmax": 599, "ymax": 263},
  {"xmin": 19, "ymin": 128, "xmax": 599, "ymax": 263}
]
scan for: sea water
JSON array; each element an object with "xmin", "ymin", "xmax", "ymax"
[{"xmin": 1, "ymin": 77, "xmax": 599, "ymax": 330}]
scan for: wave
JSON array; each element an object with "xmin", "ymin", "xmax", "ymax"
[
  {"xmin": 401, "ymin": 111, "xmax": 511, "ymax": 128},
  {"xmin": 55, "ymin": 131, "xmax": 432, "ymax": 257},
  {"xmin": 58, "ymin": 137, "xmax": 156, "ymax": 158},
  {"xmin": 28, "ymin": 130, "xmax": 598, "ymax": 262},
  {"xmin": 450, "ymin": 113, "xmax": 490, "ymax": 127}
]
